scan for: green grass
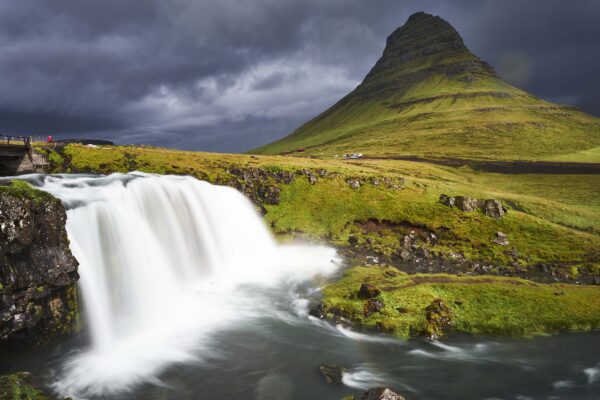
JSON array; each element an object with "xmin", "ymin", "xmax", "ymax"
[
  {"xmin": 321, "ymin": 266, "xmax": 600, "ymax": 337},
  {"xmin": 50, "ymin": 144, "xmax": 600, "ymax": 272},
  {"xmin": 0, "ymin": 180, "xmax": 59, "ymax": 205}
]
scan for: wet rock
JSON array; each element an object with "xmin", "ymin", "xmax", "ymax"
[
  {"xmin": 358, "ymin": 283, "xmax": 381, "ymax": 299},
  {"xmin": 348, "ymin": 235, "xmax": 359, "ymax": 246},
  {"xmin": 320, "ymin": 364, "xmax": 345, "ymax": 384},
  {"xmin": 425, "ymin": 298, "xmax": 454, "ymax": 339},
  {"xmin": 363, "ymin": 298, "xmax": 385, "ymax": 317},
  {"xmin": 493, "ymin": 231, "xmax": 510, "ymax": 246},
  {"xmin": 347, "ymin": 178, "xmax": 361, "ymax": 189},
  {"xmin": 308, "ymin": 304, "xmax": 325, "ymax": 319},
  {"xmin": 454, "ymin": 196, "xmax": 481, "ymax": 212},
  {"xmin": 0, "ymin": 183, "xmax": 79, "ymax": 345},
  {"xmin": 361, "ymin": 388, "xmax": 406, "ymax": 400},
  {"xmin": 482, "ymin": 199, "xmax": 505, "ymax": 219}
]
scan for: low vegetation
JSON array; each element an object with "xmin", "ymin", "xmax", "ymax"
[{"xmin": 320, "ymin": 266, "xmax": 600, "ymax": 337}]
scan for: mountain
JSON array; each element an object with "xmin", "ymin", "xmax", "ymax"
[{"xmin": 252, "ymin": 12, "xmax": 600, "ymax": 161}]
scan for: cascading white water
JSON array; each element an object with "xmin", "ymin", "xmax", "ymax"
[{"xmin": 38, "ymin": 172, "xmax": 339, "ymax": 398}]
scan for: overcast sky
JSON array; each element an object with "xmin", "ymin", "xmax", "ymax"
[{"xmin": 0, "ymin": 0, "xmax": 598, "ymax": 152}]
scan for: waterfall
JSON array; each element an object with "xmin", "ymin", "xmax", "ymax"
[{"xmin": 38, "ymin": 172, "xmax": 338, "ymax": 398}]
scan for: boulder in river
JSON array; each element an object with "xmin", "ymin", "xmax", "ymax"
[
  {"xmin": 361, "ymin": 387, "xmax": 406, "ymax": 400},
  {"xmin": 0, "ymin": 182, "xmax": 80, "ymax": 345},
  {"xmin": 320, "ymin": 364, "xmax": 345, "ymax": 383},
  {"xmin": 358, "ymin": 283, "xmax": 381, "ymax": 299}
]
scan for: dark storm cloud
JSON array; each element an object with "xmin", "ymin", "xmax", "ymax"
[{"xmin": 0, "ymin": 0, "xmax": 598, "ymax": 151}]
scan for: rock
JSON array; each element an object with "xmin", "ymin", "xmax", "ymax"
[
  {"xmin": 493, "ymin": 231, "xmax": 510, "ymax": 246},
  {"xmin": 398, "ymin": 249, "xmax": 412, "ymax": 262},
  {"xmin": 0, "ymin": 182, "xmax": 80, "ymax": 345},
  {"xmin": 416, "ymin": 247, "xmax": 430, "ymax": 259},
  {"xmin": 316, "ymin": 169, "xmax": 328, "ymax": 177},
  {"xmin": 320, "ymin": 364, "xmax": 345, "ymax": 383},
  {"xmin": 347, "ymin": 178, "xmax": 361, "ymax": 189},
  {"xmin": 361, "ymin": 388, "xmax": 405, "ymax": 400},
  {"xmin": 425, "ymin": 298, "xmax": 454, "ymax": 339},
  {"xmin": 454, "ymin": 196, "xmax": 480, "ymax": 212},
  {"xmin": 348, "ymin": 235, "xmax": 359, "ymax": 246},
  {"xmin": 482, "ymin": 199, "xmax": 505, "ymax": 219},
  {"xmin": 263, "ymin": 186, "xmax": 281, "ymax": 205},
  {"xmin": 308, "ymin": 174, "xmax": 318, "ymax": 185},
  {"xmin": 363, "ymin": 298, "xmax": 385, "ymax": 317},
  {"xmin": 308, "ymin": 304, "xmax": 325, "ymax": 319},
  {"xmin": 439, "ymin": 194, "xmax": 455, "ymax": 207},
  {"xmin": 401, "ymin": 234, "xmax": 415, "ymax": 248},
  {"xmin": 358, "ymin": 283, "xmax": 381, "ymax": 299}
]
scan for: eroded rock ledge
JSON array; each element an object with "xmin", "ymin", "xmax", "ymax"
[{"xmin": 0, "ymin": 181, "xmax": 79, "ymax": 345}]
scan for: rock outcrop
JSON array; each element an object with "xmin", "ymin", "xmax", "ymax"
[
  {"xmin": 440, "ymin": 194, "xmax": 506, "ymax": 218},
  {"xmin": 0, "ymin": 181, "xmax": 79, "ymax": 345}
]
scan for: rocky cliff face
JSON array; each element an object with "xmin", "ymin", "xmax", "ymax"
[{"xmin": 0, "ymin": 181, "xmax": 79, "ymax": 345}]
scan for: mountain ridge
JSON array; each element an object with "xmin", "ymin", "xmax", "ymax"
[{"xmin": 252, "ymin": 12, "xmax": 600, "ymax": 162}]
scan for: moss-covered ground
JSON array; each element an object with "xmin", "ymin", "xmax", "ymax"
[
  {"xmin": 0, "ymin": 372, "xmax": 55, "ymax": 400},
  {"xmin": 321, "ymin": 266, "xmax": 600, "ymax": 337},
  {"xmin": 0, "ymin": 180, "xmax": 59, "ymax": 205}
]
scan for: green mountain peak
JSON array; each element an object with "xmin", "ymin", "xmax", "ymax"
[{"xmin": 252, "ymin": 12, "xmax": 600, "ymax": 162}]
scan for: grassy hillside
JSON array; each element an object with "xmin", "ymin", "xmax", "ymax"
[
  {"xmin": 252, "ymin": 13, "xmax": 600, "ymax": 162},
  {"xmin": 35, "ymin": 143, "xmax": 600, "ymax": 336}
]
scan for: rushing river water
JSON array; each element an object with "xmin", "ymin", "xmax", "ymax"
[{"xmin": 2, "ymin": 173, "xmax": 599, "ymax": 400}]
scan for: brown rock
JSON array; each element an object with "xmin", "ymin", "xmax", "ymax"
[{"xmin": 358, "ymin": 283, "xmax": 381, "ymax": 299}]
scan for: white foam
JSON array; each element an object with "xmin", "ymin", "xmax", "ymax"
[{"xmin": 37, "ymin": 172, "xmax": 340, "ymax": 399}]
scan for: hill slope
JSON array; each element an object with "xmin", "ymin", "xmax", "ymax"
[{"xmin": 252, "ymin": 12, "xmax": 600, "ymax": 161}]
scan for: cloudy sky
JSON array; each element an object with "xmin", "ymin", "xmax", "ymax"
[{"xmin": 1, "ymin": 0, "xmax": 598, "ymax": 152}]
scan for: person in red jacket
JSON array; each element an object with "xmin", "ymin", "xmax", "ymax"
[{"xmin": 47, "ymin": 135, "xmax": 53, "ymax": 143}]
